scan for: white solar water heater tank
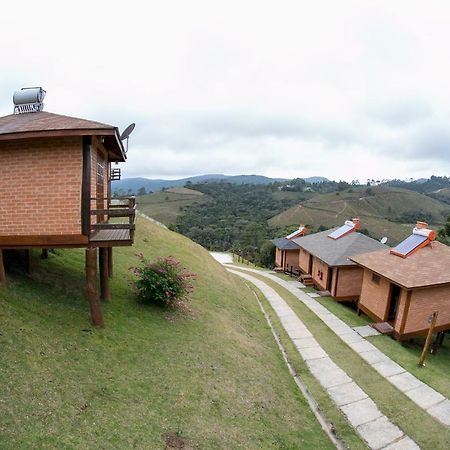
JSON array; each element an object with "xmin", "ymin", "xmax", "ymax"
[
  {"xmin": 413, "ymin": 227, "xmax": 433, "ymax": 238},
  {"xmin": 13, "ymin": 87, "xmax": 46, "ymax": 105}
]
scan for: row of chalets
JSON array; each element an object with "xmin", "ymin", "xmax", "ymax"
[{"xmin": 273, "ymin": 218, "xmax": 449, "ymax": 342}]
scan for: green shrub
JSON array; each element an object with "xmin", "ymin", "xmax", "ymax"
[{"xmin": 131, "ymin": 254, "xmax": 196, "ymax": 306}]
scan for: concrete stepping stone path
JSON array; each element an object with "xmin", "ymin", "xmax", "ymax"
[
  {"xmin": 228, "ymin": 265, "xmax": 450, "ymax": 429},
  {"xmin": 228, "ymin": 269, "xmax": 419, "ymax": 450}
]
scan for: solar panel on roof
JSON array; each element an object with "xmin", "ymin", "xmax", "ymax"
[
  {"xmin": 391, "ymin": 234, "xmax": 428, "ymax": 257},
  {"xmin": 328, "ymin": 224, "xmax": 353, "ymax": 240}
]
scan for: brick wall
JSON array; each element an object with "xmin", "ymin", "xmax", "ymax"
[
  {"xmin": 285, "ymin": 250, "xmax": 299, "ymax": 271},
  {"xmin": 404, "ymin": 286, "xmax": 450, "ymax": 334},
  {"xmin": 299, "ymin": 249, "xmax": 312, "ymax": 274},
  {"xmin": 0, "ymin": 137, "xmax": 83, "ymax": 236},
  {"xmin": 275, "ymin": 248, "xmax": 282, "ymax": 267},
  {"xmin": 358, "ymin": 269, "xmax": 391, "ymax": 321},
  {"xmin": 312, "ymin": 257, "xmax": 329, "ymax": 290},
  {"xmin": 393, "ymin": 289, "xmax": 408, "ymax": 333},
  {"xmin": 336, "ymin": 267, "xmax": 363, "ymax": 298}
]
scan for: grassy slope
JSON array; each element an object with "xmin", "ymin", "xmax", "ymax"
[
  {"xmin": 137, "ymin": 188, "xmax": 210, "ymax": 226},
  {"xmin": 0, "ymin": 218, "xmax": 334, "ymax": 449},
  {"xmin": 429, "ymin": 187, "xmax": 450, "ymax": 205},
  {"xmin": 269, "ymin": 186, "xmax": 450, "ymax": 244}
]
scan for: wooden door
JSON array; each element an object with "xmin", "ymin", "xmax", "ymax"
[{"xmin": 388, "ymin": 284, "xmax": 401, "ymax": 321}]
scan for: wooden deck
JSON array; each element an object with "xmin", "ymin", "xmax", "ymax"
[
  {"xmin": 90, "ymin": 228, "xmax": 132, "ymax": 246},
  {"xmin": 89, "ymin": 196, "xmax": 136, "ymax": 247}
]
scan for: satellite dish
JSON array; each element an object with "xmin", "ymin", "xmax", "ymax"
[
  {"xmin": 120, "ymin": 123, "xmax": 135, "ymax": 141},
  {"xmin": 380, "ymin": 237, "xmax": 388, "ymax": 244},
  {"xmin": 120, "ymin": 123, "xmax": 135, "ymax": 154}
]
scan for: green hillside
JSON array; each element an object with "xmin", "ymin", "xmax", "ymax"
[
  {"xmin": 0, "ymin": 218, "xmax": 341, "ymax": 449},
  {"xmin": 137, "ymin": 187, "xmax": 210, "ymax": 226},
  {"xmin": 269, "ymin": 186, "xmax": 450, "ymax": 244},
  {"xmin": 428, "ymin": 187, "xmax": 450, "ymax": 206}
]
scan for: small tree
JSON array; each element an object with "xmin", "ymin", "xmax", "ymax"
[
  {"xmin": 137, "ymin": 187, "xmax": 147, "ymax": 196},
  {"xmin": 131, "ymin": 255, "xmax": 196, "ymax": 307},
  {"xmin": 257, "ymin": 240, "xmax": 276, "ymax": 268}
]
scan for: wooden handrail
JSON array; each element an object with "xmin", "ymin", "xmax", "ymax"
[
  {"xmin": 88, "ymin": 196, "xmax": 137, "ymax": 241},
  {"xmin": 91, "ymin": 208, "xmax": 135, "ymax": 217}
]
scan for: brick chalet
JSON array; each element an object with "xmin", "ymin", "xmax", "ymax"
[
  {"xmin": 273, "ymin": 225, "xmax": 307, "ymax": 273},
  {"xmin": 351, "ymin": 222, "xmax": 450, "ymax": 340},
  {"xmin": 0, "ymin": 88, "xmax": 136, "ymax": 326},
  {"xmin": 274, "ymin": 219, "xmax": 388, "ymax": 300}
]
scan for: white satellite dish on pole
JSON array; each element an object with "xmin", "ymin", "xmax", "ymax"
[{"xmin": 380, "ymin": 237, "xmax": 388, "ymax": 244}]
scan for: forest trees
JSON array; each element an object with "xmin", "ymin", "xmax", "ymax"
[
  {"xmin": 175, "ymin": 181, "xmax": 299, "ymax": 266},
  {"xmin": 438, "ymin": 214, "xmax": 450, "ymax": 245}
]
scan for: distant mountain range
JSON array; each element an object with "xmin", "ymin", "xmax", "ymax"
[{"xmin": 112, "ymin": 174, "xmax": 329, "ymax": 193}]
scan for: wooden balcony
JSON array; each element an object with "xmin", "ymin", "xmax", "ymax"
[{"xmin": 89, "ymin": 196, "xmax": 136, "ymax": 246}]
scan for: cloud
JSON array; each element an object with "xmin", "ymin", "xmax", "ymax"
[
  {"xmin": 365, "ymin": 99, "xmax": 432, "ymax": 127},
  {"xmin": 2, "ymin": 0, "xmax": 450, "ymax": 182}
]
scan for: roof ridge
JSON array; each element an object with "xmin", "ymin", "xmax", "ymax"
[{"xmin": 37, "ymin": 111, "xmax": 115, "ymax": 128}]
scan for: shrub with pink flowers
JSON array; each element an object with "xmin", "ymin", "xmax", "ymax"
[{"xmin": 131, "ymin": 254, "xmax": 196, "ymax": 306}]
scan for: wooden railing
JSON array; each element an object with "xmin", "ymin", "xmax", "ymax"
[{"xmin": 90, "ymin": 196, "xmax": 136, "ymax": 241}]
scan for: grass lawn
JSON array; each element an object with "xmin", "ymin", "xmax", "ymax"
[
  {"xmin": 369, "ymin": 334, "xmax": 450, "ymax": 401},
  {"xmin": 313, "ymin": 295, "xmax": 450, "ymax": 400},
  {"xmin": 315, "ymin": 296, "xmax": 372, "ymax": 327},
  {"xmin": 231, "ymin": 269, "xmax": 450, "ymax": 449},
  {"xmin": 0, "ymin": 218, "xmax": 334, "ymax": 449}
]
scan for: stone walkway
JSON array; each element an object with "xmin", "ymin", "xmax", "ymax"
[
  {"xmin": 209, "ymin": 252, "xmax": 233, "ymax": 264},
  {"xmin": 228, "ymin": 269, "xmax": 419, "ymax": 450},
  {"xmin": 228, "ymin": 265, "xmax": 450, "ymax": 429}
]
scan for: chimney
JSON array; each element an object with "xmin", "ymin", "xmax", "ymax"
[
  {"xmin": 352, "ymin": 217, "xmax": 361, "ymax": 230},
  {"xmin": 416, "ymin": 221, "xmax": 428, "ymax": 230}
]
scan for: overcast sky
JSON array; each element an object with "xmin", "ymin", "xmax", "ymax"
[{"xmin": 1, "ymin": 1, "xmax": 450, "ymax": 182}]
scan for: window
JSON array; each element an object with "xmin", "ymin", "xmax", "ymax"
[{"xmin": 372, "ymin": 273, "xmax": 380, "ymax": 285}]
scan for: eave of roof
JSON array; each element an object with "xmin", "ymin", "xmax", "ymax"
[
  {"xmin": 272, "ymin": 237, "xmax": 301, "ymax": 250},
  {"xmin": 350, "ymin": 241, "xmax": 450, "ymax": 289},
  {"xmin": 0, "ymin": 111, "xmax": 126, "ymax": 162}
]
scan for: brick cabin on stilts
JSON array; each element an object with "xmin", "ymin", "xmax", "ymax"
[{"xmin": 0, "ymin": 87, "xmax": 136, "ymax": 326}]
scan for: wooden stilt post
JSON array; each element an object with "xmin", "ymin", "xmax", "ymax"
[
  {"xmin": 41, "ymin": 249, "xmax": 48, "ymax": 259},
  {"xmin": 419, "ymin": 311, "xmax": 438, "ymax": 367},
  {"xmin": 99, "ymin": 247, "xmax": 111, "ymax": 302},
  {"xmin": 107, "ymin": 247, "xmax": 113, "ymax": 278},
  {"xmin": 86, "ymin": 247, "xmax": 103, "ymax": 327},
  {"xmin": 24, "ymin": 249, "xmax": 31, "ymax": 275},
  {"xmin": 0, "ymin": 250, "xmax": 6, "ymax": 283}
]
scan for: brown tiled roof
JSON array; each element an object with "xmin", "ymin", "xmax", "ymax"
[
  {"xmin": 291, "ymin": 228, "xmax": 387, "ymax": 266},
  {"xmin": 350, "ymin": 241, "xmax": 450, "ymax": 289},
  {"xmin": 0, "ymin": 111, "xmax": 125, "ymax": 161},
  {"xmin": 0, "ymin": 111, "xmax": 114, "ymax": 135}
]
